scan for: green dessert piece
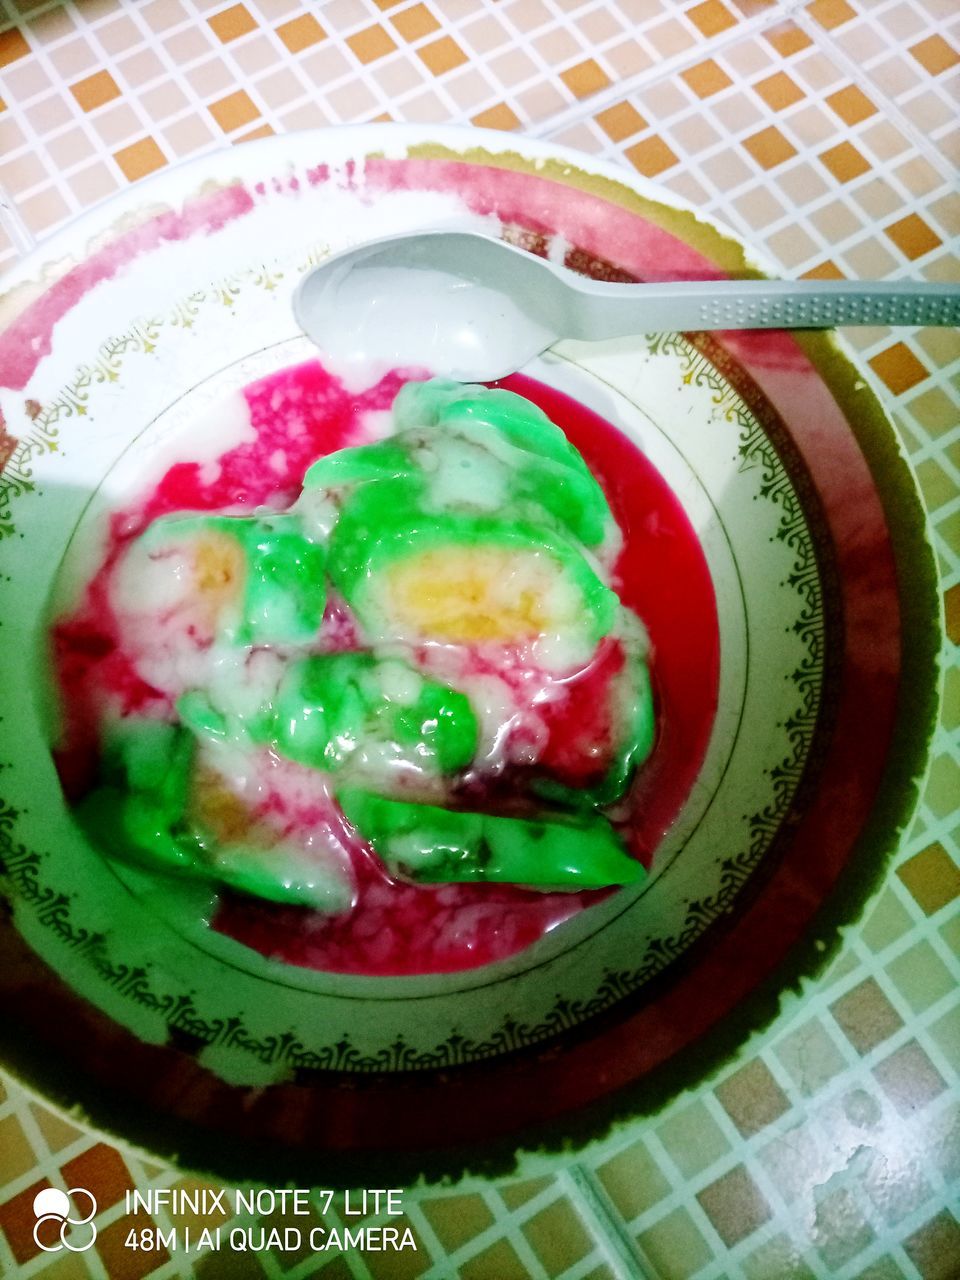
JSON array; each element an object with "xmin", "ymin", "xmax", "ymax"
[
  {"xmin": 337, "ymin": 789, "xmax": 645, "ymax": 889},
  {"xmin": 535, "ymin": 649, "xmax": 657, "ymax": 811},
  {"xmin": 392, "ymin": 378, "xmax": 612, "ymax": 546},
  {"xmin": 393, "ymin": 379, "xmax": 594, "ymax": 481},
  {"xmin": 592, "ymin": 652, "xmax": 656, "ymax": 804},
  {"xmin": 302, "ymin": 438, "xmax": 412, "ymax": 490},
  {"xmin": 79, "ymin": 717, "xmax": 198, "ymax": 870},
  {"xmin": 77, "ymin": 717, "xmax": 351, "ymax": 910},
  {"xmin": 238, "ymin": 514, "xmax": 328, "ymax": 646},
  {"xmin": 135, "ymin": 511, "xmax": 327, "ymax": 646},
  {"xmin": 263, "ymin": 651, "xmax": 478, "ymax": 776},
  {"xmin": 326, "ymin": 477, "xmax": 618, "ymax": 650},
  {"xmin": 314, "ymin": 380, "xmax": 621, "ymax": 653},
  {"xmin": 82, "ymin": 378, "xmax": 656, "ymax": 908}
]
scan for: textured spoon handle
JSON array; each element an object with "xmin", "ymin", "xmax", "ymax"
[
  {"xmin": 695, "ymin": 280, "xmax": 960, "ymax": 329},
  {"xmin": 574, "ymin": 278, "xmax": 960, "ymax": 335}
]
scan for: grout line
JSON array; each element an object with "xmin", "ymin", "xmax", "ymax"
[
  {"xmin": 0, "ymin": 189, "xmax": 36, "ymax": 258},
  {"xmin": 474, "ymin": 1185, "xmax": 553, "ymax": 1280},
  {"xmin": 566, "ymin": 1162, "xmax": 658, "ymax": 1279}
]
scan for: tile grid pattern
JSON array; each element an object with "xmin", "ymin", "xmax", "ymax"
[{"xmin": 0, "ymin": 0, "xmax": 958, "ymax": 1277}]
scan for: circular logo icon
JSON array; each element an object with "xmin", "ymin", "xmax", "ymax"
[{"xmin": 33, "ymin": 1187, "xmax": 98, "ymax": 1253}]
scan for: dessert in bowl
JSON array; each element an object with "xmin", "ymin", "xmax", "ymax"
[
  {"xmin": 0, "ymin": 127, "xmax": 937, "ymax": 1180},
  {"xmin": 53, "ymin": 366, "xmax": 717, "ymax": 979}
]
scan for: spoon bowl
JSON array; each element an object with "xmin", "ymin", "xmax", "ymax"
[{"xmin": 294, "ymin": 232, "xmax": 564, "ymax": 380}]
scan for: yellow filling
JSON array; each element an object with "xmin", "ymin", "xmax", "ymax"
[
  {"xmin": 191, "ymin": 766, "xmax": 277, "ymax": 851},
  {"xmin": 383, "ymin": 547, "xmax": 556, "ymax": 643},
  {"xmin": 191, "ymin": 533, "xmax": 245, "ymax": 627}
]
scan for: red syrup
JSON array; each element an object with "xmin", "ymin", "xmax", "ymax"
[{"xmin": 52, "ymin": 360, "xmax": 719, "ymax": 976}]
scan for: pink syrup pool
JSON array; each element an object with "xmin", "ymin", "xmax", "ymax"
[{"xmin": 53, "ymin": 360, "xmax": 719, "ymax": 976}]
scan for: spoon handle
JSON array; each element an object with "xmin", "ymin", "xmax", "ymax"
[{"xmin": 570, "ymin": 278, "xmax": 960, "ymax": 334}]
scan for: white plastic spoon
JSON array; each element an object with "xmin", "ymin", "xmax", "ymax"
[{"xmin": 294, "ymin": 230, "xmax": 960, "ymax": 382}]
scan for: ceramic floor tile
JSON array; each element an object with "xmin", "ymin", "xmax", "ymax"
[
  {"xmin": 419, "ymin": 1194, "xmax": 495, "ymax": 1256},
  {"xmin": 655, "ymin": 1100, "xmax": 733, "ymax": 1180},
  {"xmin": 713, "ymin": 1059, "xmax": 792, "ymax": 1138},
  {"xmin": 636, "ymin": 1206, "xmax": 714, "ymax": 1280},
  {"xmin": 593, "ymin": 1138, "xmax": 673, "ymax": 1223}
]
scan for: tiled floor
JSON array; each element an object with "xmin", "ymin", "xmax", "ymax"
[{"xmin": 0, "ymin": 0, "xmax": 958, "ymax": 1277}]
